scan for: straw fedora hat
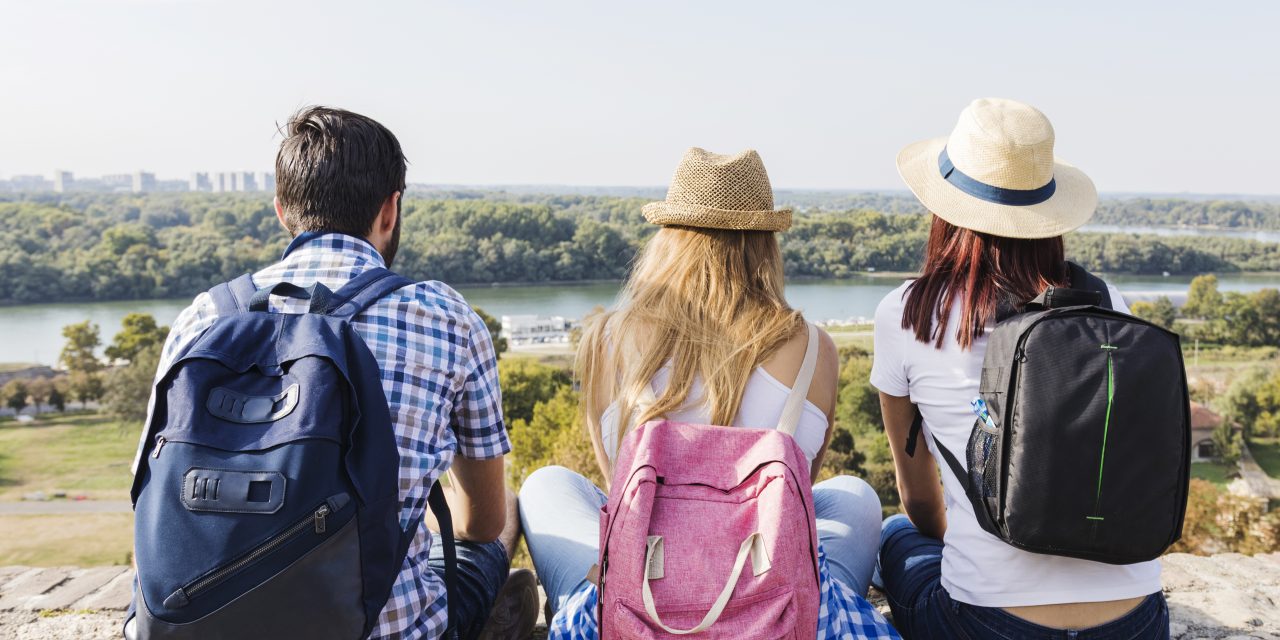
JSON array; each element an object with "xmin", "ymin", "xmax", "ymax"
[
  {"xmin": 896, "ymin": 98, "xmax": 1097, "ymax": 239},
  {"xmin": 643, "ymin": 147, "xmax": 792, "ymax": 232}
]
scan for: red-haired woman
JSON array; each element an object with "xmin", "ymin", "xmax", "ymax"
[{"xmin": 871, "ymin": 99, "xmax": 1169, "ymax": 639}]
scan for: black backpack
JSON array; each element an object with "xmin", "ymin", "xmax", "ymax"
[{"xmin": 907, "ymin": 262, "xmax": 1191, "ymax": 565}]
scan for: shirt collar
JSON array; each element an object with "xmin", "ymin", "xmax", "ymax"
[{"xmin": 281, "ymin": 231, "xmax": 386, "ymax": 268}]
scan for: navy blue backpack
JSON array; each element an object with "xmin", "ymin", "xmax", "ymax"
[{"xmin": 128, "ymin": 268, "xmax": 458, "ymax": 639}]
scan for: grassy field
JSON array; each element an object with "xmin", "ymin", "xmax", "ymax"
[
  {"xmin": 0, "ymin": 413, "xmax": 139, "ymax": 565},
  {"xmin": 1190, "ymin": 460, "xmax": 1237, "ymax": 487},
  {"xmin": 0, "ymin": 514, "xmax": 134, "ymax": 566},
  {"xmin": 1250, "ymin": 437, "xmax": 1280, "ymax": 478},
  {"xmin": 0, "ymin": 412, "xmax": 137, "ymax": 501}
]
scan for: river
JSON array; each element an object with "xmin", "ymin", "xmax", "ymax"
[{"xmin": 2, "ymin": 273, "xmax": 1278, "ymax": 366}]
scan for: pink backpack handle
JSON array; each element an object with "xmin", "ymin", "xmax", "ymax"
[{"xmin": 641, "ymin": 532, "xmax": 771, "ymax": 634}]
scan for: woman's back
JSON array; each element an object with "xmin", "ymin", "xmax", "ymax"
[
  {"xmin": 598, "ymin": 328, "xmax": 835, "ymax": 465},
  {"xmin": 871, "ymin": 279, "xmax": 1162, "ymax": 609}
]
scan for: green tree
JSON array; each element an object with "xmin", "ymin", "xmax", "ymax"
[
  {"xmin": 68, "ymin": 370, "xmax": 105, "ymax": 408},
  {"xmin": 1218, "ymin": 289, "xmax": 1280, "ymax": 347},
  {"xmin": 1182, "ymin": 274, "xmax": 1222, "ymax": 320},
  {"xmin": 3, "ymin": 380, "xmax": 29, "ymax": 413},
  {"xmin": 25, "ymin": 377, "xmax": 52, "ymax": 415},
  {"xmin": 472, "ymin": 307, "xmax": 508, "ymax": 358},
  {"xmin": 1130, "ymin": 296, "xmax": 1177, "ymax": 330},
  {"xmin": 60, "ymin": 321, "xmax": 103, "ymax": 373},
  {"xmin": 48, "ymin": 379, "xmax": 67, "ymax": 413},
  {"xmin": 1212, "ymin": 420, "xmax": 1242, "ymax": 466},
  {"xmin": 506, "ymin": 386, "xmax": 600, "ymax": 487},
  {"xmin": 105, "ymin": 343, "xmax": 162, "ymax": 425},
  {"xmin": 105, "ymin": 313, "xmax": 170, "ymax": 363},
  {"xmin": 497, "ymin": 358, "xmax": 571, "ymax": 424}
]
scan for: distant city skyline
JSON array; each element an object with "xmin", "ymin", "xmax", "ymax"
[{"xmin": 2, "ymin": 1, "xmax": 1277, "ymax": 194}]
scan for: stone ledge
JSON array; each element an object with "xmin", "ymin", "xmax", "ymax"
[{"xmin": 1, "ymin": 553, "xmax": 1277, "ymax": 639}]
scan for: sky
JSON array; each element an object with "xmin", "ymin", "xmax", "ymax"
[{"xmin": 1, "ymin": 0, "xmax": 1278, "ymax": 195}]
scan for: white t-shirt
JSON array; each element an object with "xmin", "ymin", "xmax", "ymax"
[{"xmin": 870, "ymin": 281, "xmax": 1162, "ymax": 607}]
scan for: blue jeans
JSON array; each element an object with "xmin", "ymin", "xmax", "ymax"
[
  {"xmin": 875, "ymin": 514, "xmax": 1169, "ymax": 640},
  {"xmin": 428, "ymin": 535, "xmax": 511, "ymax": 640},
  {"xmin": 518, "ymin": 465, "xmax": 883, "ymax": 615}
]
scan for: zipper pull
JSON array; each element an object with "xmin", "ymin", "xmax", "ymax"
[
  {"xmin": 152, "ymin": 435, "xmax": 167, "ymax": 459},
  {"xmin": 314, "ymin": 505, "xmax": 330, "ymax": 534}
]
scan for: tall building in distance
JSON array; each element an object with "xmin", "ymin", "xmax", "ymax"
[
  {"xmin": 1, "ymin": 169, "xmax": 274, "ymax": 192},
  {"xmin": 102, "ymin": 174, "xmax": 133, "ymax": 191},
  {"xmin": 53, "ymin": 170, "xmax": 73, "ymax": 193},
  {"xmin": 237, "ymin": 171, "xmax": 257, "ymax": 192},
  {"xmin": 132, "ymin": 171, "xmax": 156, "ymax": 193}
]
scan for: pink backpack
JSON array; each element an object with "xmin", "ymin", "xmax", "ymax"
[{"xmin": 597, "ymin": 324, "xmax": 822, "ymax": 639}]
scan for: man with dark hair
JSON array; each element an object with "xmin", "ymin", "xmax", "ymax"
[{"xmin": 136, "ymin": 106, "xmax": 537, "ymax": 639}]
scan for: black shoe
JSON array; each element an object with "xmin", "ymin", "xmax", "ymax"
[{"xmin": 477, "ymin": 569, "xmax": 539, "ymax": 640}]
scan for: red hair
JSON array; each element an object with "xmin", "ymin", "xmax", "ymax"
[{"xmin": 903, "ymin": 215, "xmax": 1068, "ymax": 350}]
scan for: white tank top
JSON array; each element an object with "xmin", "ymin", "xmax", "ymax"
[{"xmin": 600, "ymin": 324, "xmax": 829, "ymax": 464}]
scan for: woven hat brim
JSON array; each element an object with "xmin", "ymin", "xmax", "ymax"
[
  {"xmin": 642, "ymin": 202, "xmax": 793, "ymax": 232},
  {"xmin": 896, "ymin": 137, "xmax": 1097, "ymax": 239}
]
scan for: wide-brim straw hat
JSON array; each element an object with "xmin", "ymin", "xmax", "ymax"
[
  {"xmin": 643, "ymin": 147, "xmax": 793, "ymax": 232},
  {"xmin": 896, "ymin": 98, "xmax": 1097, "ymax": 239}
]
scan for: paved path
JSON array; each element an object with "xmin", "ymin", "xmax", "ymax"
[
  {"xmin": 1233, "ymin": 442, "xmax": 1280, "ymax": 500},
  {"xmin": 0, "ymin": 501, "xmax": 132, "ymax": 516},
  {"xmin": 2, "ymin": 554, "xmax": 1278, "ymax": 639}
]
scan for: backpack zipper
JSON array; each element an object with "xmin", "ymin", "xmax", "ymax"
[
  {"xmin": 163, "ymin": 498, "xmax": 336, "ymax": 609},
  {"xmin": 1090, "ymin": 345, "xmax": 1119, "ymax": 522},
  {"xmin": 152, "ymin": 435, "xmax": 167, "ymax": 458}
]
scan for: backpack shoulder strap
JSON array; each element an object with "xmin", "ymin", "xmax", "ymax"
[
  {"xmin": 1066, "ymin": 261, "xmax": 1113, "ymax": 310},
  {"xmin": 207, "ymin": 274, "xmax": 257, "ymax": 317},
  {"xmin": 326, "ymin": 268, "xmax": 417, "ymax": 319},
  {"xmin": 777, "ymin": 322, "xmax": 820, "ymax": 437}
]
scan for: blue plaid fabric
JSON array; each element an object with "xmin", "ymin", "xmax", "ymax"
[
  {"xmin": 133, "ymin": 233, "xmax": 510, "ymax": 639},
  {"xmin": 548, "ymin": 546, "xmax": 900, "ymax": 640}
]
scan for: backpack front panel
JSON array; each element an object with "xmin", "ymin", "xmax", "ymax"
[
  {"xmin": 132, "ymin": 313, "xmax": 398, "ymax": 637},
  {"xmin": 1002, "ymin": 311, "xmax": 1189, "ymax": 563},
  {"xmin": 599, "ymin": 421, "xmax": 820, "ymax": 639}
]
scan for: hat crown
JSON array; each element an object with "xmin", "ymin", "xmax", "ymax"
[
  {"xmin": 664, "ymin": 147, "xmax": 776, "ymax": 212},
  {"xmin": 947, "ymin": 98, "xmax": 1056, "ymax": 191}
]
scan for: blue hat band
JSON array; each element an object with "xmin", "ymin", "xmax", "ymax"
[{"xmin": 938, "ymin": 147, "xmax": 1056, "ymax": 206}]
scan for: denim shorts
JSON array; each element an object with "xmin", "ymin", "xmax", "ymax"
[
  {"xmin": 875, "ymin": 514, "xmax": 1169, "ymax": 640},
  {"xmin": 428, "ymin": 536, "xmax": 511, "ymax": 640}
]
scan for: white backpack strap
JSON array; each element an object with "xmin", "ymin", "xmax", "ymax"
[{"xmin": 776, "ymin": 322, "xmax": 820, "ymax": 437}]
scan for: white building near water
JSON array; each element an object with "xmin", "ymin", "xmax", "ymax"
[{"xmin": 501, "ymin": 315, "xmax": 575, "ymax": 345}]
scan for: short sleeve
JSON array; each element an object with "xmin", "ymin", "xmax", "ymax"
[
  {"xmin": 870, "ymin": 285, "xmax": 912, "ymax": 397},
  {"xmin": 451, "ymin": 308, "xmax": 511, "ymax": 460},
  {"xmin": 1106, "ymin": 284, "xmax": 1131, "ymax": 314}
]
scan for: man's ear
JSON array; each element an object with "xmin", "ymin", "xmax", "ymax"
[
  {"xmin": 274, "ymin": 197, "xmax": 290, "ymax": 233},
  {"xmin": 375, "ymin": 191, "xmax": 401, "ymax": 234}
]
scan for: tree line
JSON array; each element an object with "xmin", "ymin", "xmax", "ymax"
[{"xmin": 2, "ymin": 192, "xmax": 1280, "ymax": 304}]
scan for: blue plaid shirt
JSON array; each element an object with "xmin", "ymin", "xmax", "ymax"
[
  {"xmin": 135, "ymin": 233, "xmax": 510, "ymax": 639},
  {"xmin": 549, "ymin": 546, "xmax": 901, "ymax": 639}
]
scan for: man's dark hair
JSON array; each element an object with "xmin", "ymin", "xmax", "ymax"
[{"xmin": 275, "ymin": 106, "xmax": 407, "ymax": 237}]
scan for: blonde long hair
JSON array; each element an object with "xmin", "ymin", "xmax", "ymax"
[{"xmin": 576, "ymin": 226, "xmax": 804, "ymax": 456}]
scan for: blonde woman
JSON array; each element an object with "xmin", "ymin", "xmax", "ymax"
[{"xmin": 519, "ymin": 148, "xmax": 896, "ymax": 639}]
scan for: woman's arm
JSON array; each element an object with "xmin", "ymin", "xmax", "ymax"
[{"xmin": 879, "ymin": 392, "xmax": 947, "ymax": 539}]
